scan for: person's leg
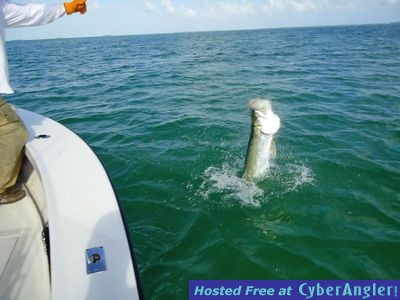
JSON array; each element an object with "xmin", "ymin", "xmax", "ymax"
[{"xmin": 0, "ymin": 98, "xmax": 29, "ymax": 203}]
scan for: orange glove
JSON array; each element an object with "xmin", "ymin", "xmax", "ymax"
[{"xmin": 64, "ymin": 0, "xmax": 87, "ymax": 15}]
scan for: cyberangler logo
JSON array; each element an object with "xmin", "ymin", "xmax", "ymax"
[{"xmin": 299, "ymin": 282, "xmax": 398, "ymax": 300}]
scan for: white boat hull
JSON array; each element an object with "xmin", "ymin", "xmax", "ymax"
[{"xmin": 0, "ymin": 109, "xmax": 142, "ymax": 300}]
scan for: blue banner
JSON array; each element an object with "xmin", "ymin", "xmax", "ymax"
[{"xmin": 189, "ymin": 280, "xmax": 400, "ymax": 300}]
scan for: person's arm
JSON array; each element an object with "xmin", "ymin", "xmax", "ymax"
[{"xmin": 2, "ymin": 0, "xmax": 86, "ymax": 28}]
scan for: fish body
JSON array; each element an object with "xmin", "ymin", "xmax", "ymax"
[{"xmin": 243, "ymin": 99, "xmax": 280, "ymax": 181}]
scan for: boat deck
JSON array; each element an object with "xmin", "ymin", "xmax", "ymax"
[{"xmin": 0, "ymin": 180, "xmax": 50, "ymax": 300}]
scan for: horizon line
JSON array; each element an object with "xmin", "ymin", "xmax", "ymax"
[{"xmin": 6, "ymin": 20, "xmax": 399, "ymax": 43}]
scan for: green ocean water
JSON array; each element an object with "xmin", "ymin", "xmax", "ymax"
[{"xmin": 7, "ymin": 24, "xmax": 400, "ymax": 299}]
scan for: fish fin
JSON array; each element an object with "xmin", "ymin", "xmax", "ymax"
[{"xmin": 270, "ymin": 139, "xmax": 276, "ymax": 159}]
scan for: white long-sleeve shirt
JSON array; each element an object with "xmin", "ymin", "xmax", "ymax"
[{"xmin": 0, "ymin": 1, "xmax": 65, "ymax": 94}]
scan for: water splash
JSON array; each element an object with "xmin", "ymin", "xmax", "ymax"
[
  {"xmin": 194, "ymin": 159, "xmax": 315, "ymax": 207},
  {"xmin": 285, "ymin": 163, "xmax": 315, "ymax": 192},
  {"xmin": 264, "ymin": 160, "xmax": 315, "ymax": 195},
  {"xmin": 198, "ymin": 164, "xmax": 264, "ymax": 207}
]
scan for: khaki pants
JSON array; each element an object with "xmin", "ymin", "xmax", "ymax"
[{"xmin": 0, "ymin": 98, "xmax": 29, "ymax": 194}]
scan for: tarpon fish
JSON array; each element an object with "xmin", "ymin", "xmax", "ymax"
[{"xmin": 243, "ymin": 98, "xmax": 281, "ymax": 181}]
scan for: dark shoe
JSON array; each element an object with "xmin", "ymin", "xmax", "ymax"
[{"xmin": 0, "ymin": 189, "xmax": 26, "ymax": 204}]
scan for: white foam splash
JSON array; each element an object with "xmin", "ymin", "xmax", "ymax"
[
  {"xmin": 285, "ymin": 163, "xmax": 315, "ymax": 192},
  {"xmin": 193, "ymin": 157, "xmax": 315, "ymax": 208},
  {"xmin": 198, "ymin": 164, "xmax": 264, "ymax": 207}
]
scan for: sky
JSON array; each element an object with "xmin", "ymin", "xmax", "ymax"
[{"xmin": 5, "ymin": 0, "xmax": 400, "ymax": 40}]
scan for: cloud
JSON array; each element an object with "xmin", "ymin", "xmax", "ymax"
[
  {"xmin": 160, "ymin": 0, "xmax": 176, "ymax": 14},
  {"xmin": 206, "ymin": 1, "xmax": 254, "ymax": 18},
  {"xmin": 144, "ymin": 0, "xmax": 197, "ymax": 18},
  {"xmin": 262, "ymin": 0, "xmax": 359, "ymax": 14},
  {"xmin": 292, "ymin": 0, "xmax": 318, "ymax": 12},
  {"xmin": 144, "ymin": 0, "xmax": 157, "ymax": 12},
  {"xmin": 88, "ymin": 0, "xmax": 100, "ymax": 9},
  {"xmin": 262, "ymin": 0, "xmax": 316, "ymax": 14},
  {"xmin": 180, "ymin": 5, "xmax": 198, "ymax": 18},
  {"xmin": 143, "ymin": 0, "xmax": 395, "ymax": 20}
]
